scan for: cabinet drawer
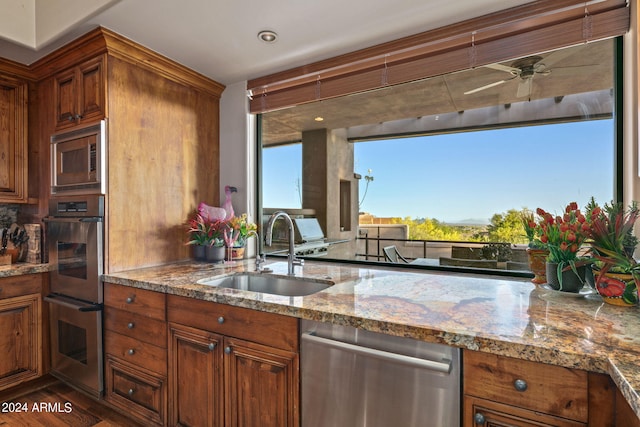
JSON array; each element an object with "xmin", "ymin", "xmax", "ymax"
[
  {"xmin": 464, "ymin": 350, "xmax": 588, "ymax": 422},
  {"xmin": 168, "ymin": 295, "xmax": 298, "ymax": 351},
  {"xmin": 105, "ymin": 330, "xmax": 167, "ymax": 375},
  {"xmin": 0, "ymin": 274, "xmax": 42, "ymax": 299},
  {"xmin": 464, "ymin": 395, "xmax": 586, "ymax": 427},
  {"xmin": 104, "ymin": 306, "xmax": 167, "ymax": 348},
  {"xmin": 105, "ymin": 356, "xmax": 166, "ymax": 426},
  {"xmin": 104, "ymin": 282, "xmax": 166, "ymax": 320}
]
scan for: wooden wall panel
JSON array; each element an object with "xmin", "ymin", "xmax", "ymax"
[{"xmin": 105, "ymin": 56, "xmax": 219, "ymax": 272}]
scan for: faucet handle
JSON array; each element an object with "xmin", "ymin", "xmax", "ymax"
[{"xmin": 292, "ymin": 258, "xmax": 304, "ymax": 267}]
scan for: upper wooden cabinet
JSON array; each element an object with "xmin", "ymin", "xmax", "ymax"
[
  {"xmin": 0, "ymin": 72, "xmax": 28, "ymax": 203},
  {"xmin": 54, "ymin": 55, "xmax": 106, "ymax": 130}
]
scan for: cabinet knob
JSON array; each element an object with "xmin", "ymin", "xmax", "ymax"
[
  {"xmin": 128, "ymin": 388, "xmax": 134, "ymax": 396},
  {"xmin": 128, "ymin": 348, "xmax": 135, "ymax": 355},
  {"xmin": 125, "ymin": 296, "xmax": 134, "ymax": 304},
  {"xmin": 208, "ymin": 343, "xmax": 216, "ymax": 351},
  {"xmin": 218, "ymin": 316, "xmax": 225, "ymax": 324},
  {"xmin": 474, "ymin": 412, "xmax": 485, "ymax": 424},
  {"xmin": 67, "ymin": 116, "xmax": 74, "ymax": 122},
  {"xmin": 74, "ymin": 114, "xmax": 83, "ymax": 120},
  {"xmin": 514, "ymin": 378, "xmax": 528, "ymax": 392},
  {"xmin": 224, "ymin": 346, "xmax": 232, "ymax": 355},
  {"xmin": 127, "ymin": 322, "xmax": 135, "ymax": 329}
]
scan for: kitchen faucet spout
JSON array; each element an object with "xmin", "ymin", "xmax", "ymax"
[{"xmin": 265, "ymin": 211, "xmax": 303, "ymax": 275}]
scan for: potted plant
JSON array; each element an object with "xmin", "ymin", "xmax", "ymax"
[
  {"xmin": 536, "ymin": 202, "xmax": 591, "ymax": 292},
  {"xmin": 225, "ymin": 214, "xmax": 257, "ymax": 260},
  {"xmin": 521, "ymin": 209, "xmax": 548, "ymax": 284},
  {"xmin": 586, "ymin": 199, "xmax": 640, "ymax": 306},
  {"xmin": 186, "ymin": 211, "xmax": 226, "ymax": 262}
]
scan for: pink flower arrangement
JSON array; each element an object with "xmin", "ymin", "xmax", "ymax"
[{"xmin": 535, "ymin": 202, "xmax": 591, "ymax": 263}]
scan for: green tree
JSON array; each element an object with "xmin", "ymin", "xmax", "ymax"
[{"xmin": 486, "ymin": 209, "xmax": 529, "ymax": 244}]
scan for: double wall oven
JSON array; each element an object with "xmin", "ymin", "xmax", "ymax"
[{"xmin": 45, "ymin": 121, "xmax": 106, "ymax": 398}]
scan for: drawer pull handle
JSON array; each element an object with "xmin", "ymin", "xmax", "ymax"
[
  {"xmin": 127, "ymin": 322, "xmax": 135, "ymax": 329},
  {"xmin": 474, "ymin": 412, "xmax": 485, "ymax": 424},
  {"xmin": 125, "ymin": 296, "xmax": 134, "ymax": 304},
  {"xmin": 218, "ymin": 316, "xmax": 225, "ymax": 324},
  {"xmin": 208, "ymin": 343, "xmax": 216, "ymax": 351},
  {"xmin": 224, "ymin": 346, "xmax": 232, "ymax": 355},
  {"xmin": 128, "ymin": 348, "xmax": 135, "ymax": 355},
  {"xmin": 128, "ymin": 388, "xmax": 134, "ymax": 396},
  {"xmin": 514, "ymin": 378, "xmax": 528, "ymax": 392}
]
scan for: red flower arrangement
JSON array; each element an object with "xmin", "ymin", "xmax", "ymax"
[{"xmin": 535, "ymin": 202, "xmax": 591, "ymax": 264}]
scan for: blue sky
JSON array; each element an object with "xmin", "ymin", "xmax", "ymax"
[{"xmin": 263, "ymin": 119, "xmax": 614, "ymax": 223}]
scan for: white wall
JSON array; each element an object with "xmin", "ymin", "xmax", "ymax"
[{"xmin": 219, "ymin": 81, "xmax": 257, "ymax": 256}]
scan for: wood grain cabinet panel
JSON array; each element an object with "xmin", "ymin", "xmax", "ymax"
[
  {"xmin": 463, "ymin": 350, "xmax": 620, "ymax": 427},
  {"xmin": 168, "ymin": 294, "xmax": 300, "ymax": 427},
  {"xmin": 53, "ymin": 55, "xmax": 105, "ymax": 130},
  {"xmin": 0, "ymin": 293, "xmax": 42, "ymax": 391},
  {"xmin": 0, "ymin": 72, "xmax": 28, "ymax": 203},
  {"xmin": 104, "ymin": 282, "xmax": 167, "ymax": 426}
]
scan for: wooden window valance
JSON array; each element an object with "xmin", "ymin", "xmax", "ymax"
[{"xmin": 247, "ymin": 0, "xmax": 629, "ymax": 114}]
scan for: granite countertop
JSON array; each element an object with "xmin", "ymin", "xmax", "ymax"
[
  {"xmin": 0, "ymin": 262, "xmax": 52, "ymax": 278},
  {"xmin": 103, "ymin": 259, "xmax": 640, "ymax": 420}
]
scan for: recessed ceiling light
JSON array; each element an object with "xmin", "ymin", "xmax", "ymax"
[
  {"xmin": 314, "ymin": 116, "xmax": 324, "ymax": 122},
  {"xmin": 258, "ymin": 30, "xmax": 278, "ymax": 43}
]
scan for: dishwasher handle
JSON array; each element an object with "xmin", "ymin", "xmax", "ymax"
[{"xmin": 302, "ymin": 332, "xmax": 452, "ymax": 374}]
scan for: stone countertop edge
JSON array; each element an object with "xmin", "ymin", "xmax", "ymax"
[
  {"xmin": 103, "ymin": 259, "xmax": 640, "ymax": 420},
  {"xmin": 0, "ymin": 263, "xmax": 53, "ymax": 278}
]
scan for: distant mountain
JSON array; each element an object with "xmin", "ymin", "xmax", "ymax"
[{"xmin": 445, "ymin": 218, "xmax": 491, "ymax": 226}]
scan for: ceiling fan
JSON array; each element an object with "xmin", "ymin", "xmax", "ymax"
[{"xmin": 463, "ymin": 47, "xmax": 589, "ymax": 98}]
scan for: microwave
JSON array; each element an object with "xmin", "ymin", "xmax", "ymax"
[{"xmin": 51, "ymin": 120, "xmax": 106, "ymax": 195}]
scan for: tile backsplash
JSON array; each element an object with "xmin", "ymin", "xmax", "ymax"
[{"xmin": 0, "ymin": 204, "xmax": 19, "ymax": 228}]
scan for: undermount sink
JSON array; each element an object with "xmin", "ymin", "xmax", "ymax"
[{"xmin": 196, "ymin": 273, "xmax": 333, "ymax": 297}]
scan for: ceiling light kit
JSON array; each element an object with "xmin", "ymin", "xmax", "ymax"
[{"xmin": 258, "ymin": 30, "xmax": 278, "ymax": 43}]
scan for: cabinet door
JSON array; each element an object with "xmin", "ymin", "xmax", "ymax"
[
  {"xmin": 168, "ymin": 323, "xmax": 224, "ymax": 427},
  {"xmin": 465, "ymin": 396, "xmax": 586, "ymax": 427},
  {"xmin": 225, "ymin": 337, "xmax": 299, "ymax": 427},
  {"xmin": 0, "ymin": 74, "xmax": 28, "ymax": 203},
  {"xmin": 77, "ymin": 56, "xmax": 105, "ymax": 123},
  {"xmin": 54, "ymin": 56, "xmax": 105, "ymax": 130},
  {"xmin": 54, "ymin": 67, "xmax": 77, "ymax": 127},
  {"xmin": 0, "ymin": 294, "xmax": 41, "ymax": 390}
]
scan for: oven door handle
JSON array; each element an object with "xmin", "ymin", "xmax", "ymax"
[
  {"xmin": 44, "ymin": 294, "xmax": 104, "ymax": 312},
  {"xmin": 43, "ymin": 216, "xmax": 103, "ymax": 223}
]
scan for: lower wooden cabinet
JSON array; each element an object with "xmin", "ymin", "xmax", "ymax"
[
  {"xmin": 463, "ymin": 350, "xmax": 616, "ymax": 427},
  {"xmin": 104, "ymin": 282, "xmax": 167, "ymax": 426},
  {"xmin": 0, "ymin": 293, "xmax": 42, "ymax": 391},
  {"xmin": 0, "ymin": 274, "xmax": 43, "ymax": 391},
  {"xmin": 168, "ymin": 295, "xmax": 300, "ymax": 427}
]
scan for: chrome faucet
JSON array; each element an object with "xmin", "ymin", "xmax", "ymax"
[{"xmin": 265, "ymin": 211, "xmax": 303, "ymax": 275}]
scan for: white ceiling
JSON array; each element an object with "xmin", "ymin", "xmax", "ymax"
[{"xmin": 0, "ymin": 0, "xmax": 535, "ymax": 86}]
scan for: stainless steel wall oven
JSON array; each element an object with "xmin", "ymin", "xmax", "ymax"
[{"xmin": 44, "ymin": 195, "xmax": 104, "ymax": 397}]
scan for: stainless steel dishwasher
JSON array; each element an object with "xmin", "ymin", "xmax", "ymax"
[{"xmin": 301, "ymin": 320, "xmax": 460, "ymax": 427}]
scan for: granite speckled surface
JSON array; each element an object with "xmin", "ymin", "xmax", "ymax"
[
  {"xmin": 0, "ymin": 263, "xmax": 52, "ymax": 278},
  {"xmin": 103, "ymin": 259, "xmax": 640, "ymax": 420}
]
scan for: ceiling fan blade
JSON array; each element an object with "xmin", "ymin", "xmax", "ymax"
[
  {"xmin": 538, "ymin": 45, "xmax": 586, "ymax": 68},
  {"xmin": 516, "ymin": 79, "xmax": 532, "ymax": 98},
  {"xmin": 485, "ymin": 63, "xmax": 520, "ymax": 74},
  {"xmin": 464, "ymin": 79, "xmax": 509, "ymax": 95}
]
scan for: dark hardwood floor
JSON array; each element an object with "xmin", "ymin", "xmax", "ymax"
[{"xmin": 0, "ymin": 376, "xmax": 142, "ymax": 427}]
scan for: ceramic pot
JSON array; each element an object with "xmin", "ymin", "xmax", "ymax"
[
  {"xmin": 231, "ymin": 246, "xmax": 245, "ymax": 260},
  {"xmin": 545, "ymin": 262, "xmax": 585, "ymax": 293},
  {"xmin": 526, "ymin": 248, "xmax": 549, "ymax": 285},
  {"xmin": 206, "ymin": 245, "xmax": 225, "ymax": 263},
  {"xmin": 592, "ymin": 267, "xmax": 639, "ymax": 306},
  {"xmin": 192, "ymin": 245, "xmax": 206, "ymax": 261}
]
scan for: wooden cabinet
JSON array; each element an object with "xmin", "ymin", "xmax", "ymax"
[
  {"xmin": 0, "ymin": 71, "xmax": 28, "ymax": 203},
  {"xmin": 168, "ymin": 295, "xmax": 300, "ymax": 427},
  {"xmin": 104, "ymin": 282, "xmax": 167, "ymax": 426},
  {"xmin": 463, "ymin": 350, "xmax": 614, "ymax": 427},
  {"xmin": 0, "ymin": 274, "xmax": 42, "ymax": 390},
  {"xmin": 53, "ymin": 55, "xmax": 105, "ymax": 130}
]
